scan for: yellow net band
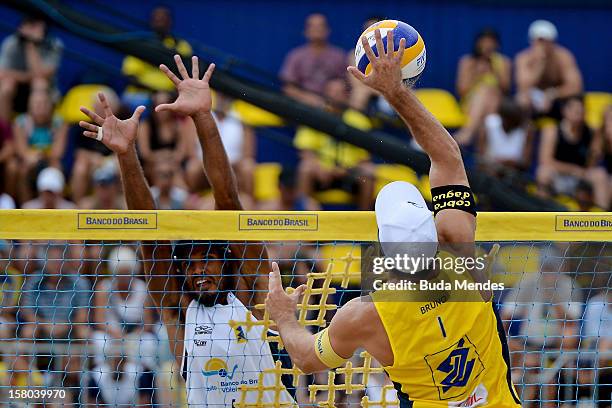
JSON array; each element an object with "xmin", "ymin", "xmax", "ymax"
[
  {"xmin": 0, "ymin": 210, "xmax": 610, "ymax": 241},
  {"xmin": 314, "ymin": 328, "xmax": 348, "ymax": 369}
]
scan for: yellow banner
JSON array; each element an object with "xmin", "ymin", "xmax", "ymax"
[
  {"xmin": 0, "ymin": 210, "xmax": 609, "ymax": 241},
  {"xmin": 77, "ymin": 212, "xmax": 158, "ymax": 229},
  {"xmin": 238, "ymin": 213, "xmax": 318, "ymax": 231},
  {"xmin": 555, "ymin": 214, "xmax": 612, "ymax": 232}
]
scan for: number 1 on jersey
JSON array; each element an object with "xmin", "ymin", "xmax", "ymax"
[{"xmin": 437, "ymin": 316, "xmax": 447, "ymax": 338}]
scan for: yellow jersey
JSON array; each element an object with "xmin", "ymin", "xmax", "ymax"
[{"xmin": 372, "ymin": 289, "xmax": 521, "ymax": 407}]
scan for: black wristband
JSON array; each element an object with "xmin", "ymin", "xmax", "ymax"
[{"xmin": 430, "ymin": 185, "xmax": 477, "ymax": 217}]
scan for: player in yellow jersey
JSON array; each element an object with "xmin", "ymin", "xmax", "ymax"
[{"xmin": 266, "ymin": 29, "xmax": 521, "ymax": 407}]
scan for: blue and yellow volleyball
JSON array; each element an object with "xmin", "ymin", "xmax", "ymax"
[{"xmin": 355, "ymin": 20, "xmax": 426, "ymax": 83}]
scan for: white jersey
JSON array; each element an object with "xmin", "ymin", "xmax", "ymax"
[{"xmin": 182, "ymin": 293, "xmax": 294, "ymax": 407}]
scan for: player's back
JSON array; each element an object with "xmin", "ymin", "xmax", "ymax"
[{"xmin": 371, "ymin": 291, "xmax": 521, "ymax": 407}]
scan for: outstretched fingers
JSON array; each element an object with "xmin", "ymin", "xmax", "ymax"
[
  {"xmin": 97, "ymin": 93, "xmax": 113, "ymax": 118},
  {"xmin": 79, "ymin": 120, "xmax": 98, "ymax": 133},
  {"xmin": 202, "ymin": 63, "xmax": 215, "ymax": 83},
  {"xmin": 155, "ymin": 103, "xmax": 174, "ymax": 113},
  {"xmin": 191, "ymin": 55, "xmax": 199, "ymax": 79},
  {"xmin": 82, "ymin": 130, "xmax": 98, "ymax": 139},
  {"xmin": 374, "ymin": 29, "xmax": 385, "ymax": 59},
  {"xmin": 79, "ymin": 107, "xmax": 104, "ymax": 126},
  {"xmin": 347, "ymin": 66, "xmax": 367, "ymax": 83},
  {"xmin": 174, "ymin": 54, "xmax": 190, "ymax": 79},
  {"xmin": 361, "ymin": 34, "xmax": 376, "ymax": 63},
  {"xmin": 396, "ymin": 38, "xmax": 407, "ymax": 62},
  {"xmin": 386, "ymin": 29, "xmax": 394, "ymax": 58},
  {"xmin": 159, "ymin": 64, "xmax": 181, "ymax": 86},
  {"xmin": 131, "ymin": 105, "xmax": 146, "ymax": 121}
]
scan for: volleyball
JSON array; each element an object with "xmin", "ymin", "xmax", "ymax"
[{"xmin": 355, "ymin": 20, "xmax": 426, "ymax": 84}]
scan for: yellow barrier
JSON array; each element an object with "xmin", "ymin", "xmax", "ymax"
[{"xmin": 0, "ymin": 210, "xmax": 610, "ymax": 241}]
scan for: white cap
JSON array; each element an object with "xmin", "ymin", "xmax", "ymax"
[
  {"xmin": 108, "ymin": 246, "xmax": 139, "ymax": 274},
  {"xmin": 528, "ymin": 20, "xmax": 558, "ymax": 41},
  {"xmin": 375, "ymin": 181, "xmax": 438, "ymax": 271},
  {"xmin": 37, "ymin": 167, "xmax": 65, "ymax": 193}
]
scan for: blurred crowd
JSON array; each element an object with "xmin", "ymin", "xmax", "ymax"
[
  {"xmin": 0, "ymin": 10, "xmax": 610, "ymax": 214},
  {"xmin": 0, "ymin": 6, "xmax": 610, "ymax": 408},
  {"xmin": 0, "ymin": 239, "xmax": 610, "ymax": 407}
]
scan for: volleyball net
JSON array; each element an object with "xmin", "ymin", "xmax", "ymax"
[{"xmin": 0, "ymin": 210, "xmax": 610, "ymax": 407}]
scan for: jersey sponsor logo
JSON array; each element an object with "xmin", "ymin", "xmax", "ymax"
[
  {"xmin": 193, "ymin": 339, "xmax": 207, "ymax": 347},
  {"xmin": 202, "ymin": 358, "xmax": 238, "ymax": 380},
  {"xmin": 449, "ymin": 384, "xmax": 488, "ymax": 407},
  {"xmin": 195, "ymin": 325, "xmax": 213, "ymax": 335},
  {"xmin": 425, "ymin": 336, "xmax": 485, "ymax": 400},
  {"xmin": 233, "ymin": 325, "xmax": 247, "ymax": 343}
]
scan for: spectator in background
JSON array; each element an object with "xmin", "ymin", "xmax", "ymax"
[
  {"xmin": 22, "ymin": 167, "xmax": 75, "ymax": 209},
  {"xmin": 138, "ymin": 91, "xmax": 190, "ymax": 181},
  {"xmin": 18, "ymin": 242, "xmax": 91, "ymax": 400},
  {"xmin": 186, "ymin": 93, "xmax": 256, "ymax": 208},
  {"xmin": 478, "ymin": 98, "xmax": 533, "ymax": 174},
  {"xmin": 70, "ymin": 89, "xmax": 117, "ymax": 202},
  {"xmin": 78, "ymin": 162, "xmax": 126, "ymax": 210},
  {"xmin": 84, "ymin": 339, "xmax": 156, "ymax": 408},
  {"xmin": 14, "ymin": 90, "xmax": 67, "ymax": 203},
  {"xmin": 580, "ymin": 290, "xmax": 612, "ymax": 407},
  {"xmin": 151, "ymin": 161, "xmax": 188, "ymax": 210},
  {"xmin": 92, "ymin": 246, "xmax": 159, "ymax": 372},
  {"xmin": 501, "ymin": 251, "xmax": 582, "ymax": 407},
  {"xmin": 537, "ymin": 96, "xmax": 609, "ymax": 209},
  {"xmin": 0, "ymin": 13, "xmax": 63, "ymax": 121},
  {"xmin": 0, "ymin": 118, "xmax": 17, "ymax": 203},
  {"xmin": 455, "ymin": 28, "xmax": 511, "ymax": 144},
  {"xmin": 213, "ymin": 93, "xmax": 256, "ymax": 197},
  {"xmin": 592, "ymin": 105, "xmax": 612, "ymax": 209},
  {"xmin": 121, "ymin": 6, "xmax": 192, "ymax": 110},
  {"xmin": 295, "ymin": 78, "xmax": 374, "ymax": 210},
  {"xmin": 0, "ymin": 240, "xmax": 36, "ymax": 387},
  {"xmin": 280, "ymin": 13, "xmax": 346, "ymax": 107},
  {"xmin": 0, "ymin": 146, "xmax": 16, "ymax": 210},
  {"xmin": 258, "ymin": 166, "xmax": 321, "ymax": 211},
  {"xmin": 515, "ymin": 20, "xmax": 582, "ymax": 117},
  {"xmin": 0, "ymin": 240, "xmax": 21, "ymax": 331}
]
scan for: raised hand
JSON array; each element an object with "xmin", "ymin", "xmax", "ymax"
[
  {"xmin": 265, "ymin": 262, "xmax": 306, "ymax": 325},
  {"xmin": 347, "ymin": 29, "xmax": 407, "ymax": 97},
  {"xmin": 157, "ymin": 55, "xmax": 215, "ymax": 117},
  {"xmin": 79, "ymin": 93, "xmax": 145, "ymax": 155}
]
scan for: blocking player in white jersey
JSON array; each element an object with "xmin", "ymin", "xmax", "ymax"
[{"xmin": 79, "ymin": 55, "xmax": 295, "ymax": 407}]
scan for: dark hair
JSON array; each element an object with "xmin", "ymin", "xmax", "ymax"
[
  {"xmin": 498, "ymin": 98, "xmax": 525, "ymax": 132},
  {"xmin": 560, "ymin": 94, "xmax": 584, "ymax": 109},
  {"xmin": 19, "ymin": 13, "xmax": 48, "ymax": 42},
  {"xmin": 171, "ymin": 241, "xmax": 237, "ymax": 295},
  {"xmin": 472, "ymin": 28, "xmax": 500, "ymax": 57},
  {"xmin": 21, "ymin": 12, "xmax": 47, "ymax": 26},
  {"xmin": 172, "ymin": 241, "xmax": 232, "ymax": 271},
  {"xmin": 279, "ymin": 166, "xmax": 298, "ymax": 189}
]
